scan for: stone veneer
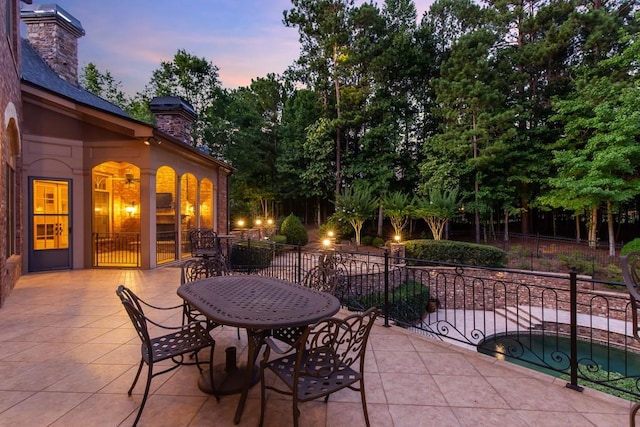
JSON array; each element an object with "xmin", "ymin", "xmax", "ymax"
[
  {"xmin": 22, "ymin": 4, "xmax": 85, "ymax": 85},
  {"xmin": 1, "ymin": 0, "xmax": 25, "ymax": 307}
]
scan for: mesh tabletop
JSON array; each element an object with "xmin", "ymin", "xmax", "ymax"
[{"xmin": 177, "ymin": 275, "xmax": 341, "ymax": 329}]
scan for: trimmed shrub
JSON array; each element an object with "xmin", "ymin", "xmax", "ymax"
[
  {"xmin": 558, "ymin": 251, "xmax": 595, "ymax": 275},
  {"xmin": 344, "ymin": 281, "xmax": 430, "ymax": 325},
  {"xmin": 622, "ymin": 238, "xmax": 640, "ymax": 255},
  {"xmin": 361, "ymin": 235, "xmax": 373, "ymax": 246},
  {"xmin": 372, "ymin": 236, "xmax": 385, "ymax": 248},
  {"xmin": 229, "ymin": 241, "xmax": 274, "ymax": 272},
  {"xmin": 280, "ymin": 213, "xmax": 308, "ymax": 246},
  {"xmin": 405, "ymin": 239, "xmax": 507, "ymax": 267},
  {"xmin": 268, "ymin": 234, "xmax": 287, "ymax": 245}
]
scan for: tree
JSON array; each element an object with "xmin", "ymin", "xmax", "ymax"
[
  {"xmin": 284, "ymin": 0, "xmax": 355, "ymax": 194},
  {"xmin": 146, "ymin": 49, "xmax": 226, "ymax": 148},
  {"xmin": 333, "ymin": 186, "xmax": 378, "ymax": 245},
  {"xmin": 381, "ymin": 191, "xmax": 413, "ymax": 238},
  {"xmin": 413, "ymin": 187, "xmax": 461, "ymax": 240},
  {"xmin": 544, "ymin": 32, "xmax": 640, "ymax": 255}
]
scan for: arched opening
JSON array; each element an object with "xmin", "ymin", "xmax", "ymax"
[
  {"xmin": 200, "ymin": 178, "xmax": 214, "ymax": 230},
  {"xmin": 156, "ymin": 166, "xmax": 177, "ymax": 264},
  {"xmin": 92, "ymin": 161, "xmax": 141, "ymax": 267},
  {"xmin": 180, "ymin": 173, "xmax": 197, "ymax": 258}
]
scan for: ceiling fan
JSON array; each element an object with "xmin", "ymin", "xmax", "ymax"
[{"xmin": 109, "ymin": 173, "xmax": 140, "ymax": 187}]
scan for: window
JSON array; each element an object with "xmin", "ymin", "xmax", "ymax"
[{"xmin": 6, "ymin": 165, "xmax": 15, "ymax": 257}]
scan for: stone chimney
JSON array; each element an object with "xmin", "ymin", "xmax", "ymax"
[
  {"xmin": 149, "ymin": 97, "xmax": 197, "ymax": 145},
  {"xmin": 21, "ymin": 3, "xmax": 85, "ymax": 85}
]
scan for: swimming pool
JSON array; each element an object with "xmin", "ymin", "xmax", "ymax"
[{"xmin": 478, "ymin": 332, "xmax": 640, "ymax": 379}]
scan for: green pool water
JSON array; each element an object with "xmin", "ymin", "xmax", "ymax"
[{"xmin": 478, "ymin": 332, "xmax": 640, "ymax": 378}]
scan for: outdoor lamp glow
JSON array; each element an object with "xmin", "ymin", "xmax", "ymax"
[
  {"xmin": 394, "ymin": 235, "xmax": 401, "ymax": 242},
  {"xmin": 322, "ymin": 238, "xmax": 332, "ymax": 248},
  {"xmin": 327, "ymin": 230, "xmax": 335, "ymax": 238},
  {"xmin": 255, "ymin": 219, "xmax": 262, "ymax": 226},
  {"xmin": 125, "ymin": 202, "xmax": 136, "ymax": 217},
  {"xmin": 237, "ymin": 219, "xmax": 245, "ymax": 228},
  {"xmin": 267, "ymin": 218, "xmax": 273, "ymax": 225}
]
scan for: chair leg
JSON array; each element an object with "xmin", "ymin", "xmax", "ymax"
[
  {"xmin": 133, "ymin": 362, "xmax": 154, "ymax": 427},
  {"xmin": 293, "ymin": 396, "xmax": 300, "ymax": 427},
  {"xmin": 631, "ymin": 401, "xmax": 640, "ymax": 427},
  {"xmin": 128, "ymin": 359, "xmax": 144, "ymax": 395},
  {"xmin": 259, "ymin": 367, "xmax": 267, "ymax": 427},
  {"xmin": 359, "ymin": 379, "xmax": 370, "ymax": 427}
]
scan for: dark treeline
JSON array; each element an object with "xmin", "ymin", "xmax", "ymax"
[{"xmin": 81, "ymin": 0, "xmax": 640, "ymax": 252}]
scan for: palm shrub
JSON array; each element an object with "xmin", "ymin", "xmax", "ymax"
[
  {"xmin": 334, "ymin": 186, "xmax": 378, "ymax": 245},
  {"xmin": 413, "ymin": 187, "xmax": 461, "ymax": 240},
  {"xmin": 280, "ymin": 213, "xmax": 308, "ymax": 246},
  {"xmin": 382, "ymin": 191, "xmax": 412, "ymax": 239}
]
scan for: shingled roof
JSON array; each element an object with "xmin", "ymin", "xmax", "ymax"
[{"xmin": 21, "ymin": 38, "xmax": 130, "ymax": 119}]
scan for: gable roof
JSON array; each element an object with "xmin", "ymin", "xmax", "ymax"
[{"xmin": 21, "ymin": 38, "xmax": 130, "ymax": 119}]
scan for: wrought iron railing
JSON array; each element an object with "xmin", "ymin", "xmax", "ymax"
[
  {"xmin": 156, "ymin": 231, "xmax": 177, "ymax": 264},
  {"xmin": 228, "ymin": 239, "xmax": 639, "ymax": 400},
  {"xmin": 93, "ymin": 232, "xmax": 140, "ymax": 267}
]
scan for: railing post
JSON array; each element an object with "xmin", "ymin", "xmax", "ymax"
[
  {"xmin": 297, "ymin": 245, "xmax": 302, "ymax": 284},
  {"xmin": 247, "ymin": 238, "xmax": 252, "ymax": 274},
  {"xmin": 566, "ymin": 267, "xmax": 584, "ymax": 392},
  {"xmin": 384, "ymin": 249, "xmax": 390, "ymax": 327}
]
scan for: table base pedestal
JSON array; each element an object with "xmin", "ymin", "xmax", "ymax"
[{"xmin": 198, "ymin": 364, "xmax": 260, "ymax": 395}]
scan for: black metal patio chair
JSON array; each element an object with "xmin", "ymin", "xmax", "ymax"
[
  {"xmin": 259, "ymin": 307, "xmax": 379, "ymax": 427},
  {"xmin": 116, "ymin": 285, "xmax": 219, "ymax": 426},
  {"xmin": 622, "ymin": 251, "xmax": 640, "ymax": 426}
]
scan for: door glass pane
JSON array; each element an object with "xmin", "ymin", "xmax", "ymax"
[{"xmin": 32, "ymin": 180, "xmax": 69, "ymax": 250}]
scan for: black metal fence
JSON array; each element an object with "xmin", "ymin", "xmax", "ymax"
[
  {"xmin": 228, "ymin": 239, "xmax": 639, "ymax": 400},
  {"xmin": 156, "ymin": 231, "xmax": 177, "ymax": 264},
  {"xmin": 492, "ymin": 233, "xmax": 624, "ymax": 278},
  {"xmin": 93, "ymin": 233, "xmax": 140, "ymax": 267}
]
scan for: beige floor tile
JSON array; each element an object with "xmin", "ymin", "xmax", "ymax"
[
  {"xmin": 432, "ymin": 374, "xmax": 510, "ymax": 408},
  {"xmin": 45, "ymin": 363, "xmax": 131, "ymax": 393},
  {"xmin": 0, "ymin": 390, "xmax": 34, "ymax": 413},
  {"xmin": 374, "ymin": 349, "xmax": 428, "ymax": 374},
  {"xmin": 452, "ymin": 407, "xmax": 529, "ymax": 427},
  {"xmin": 48, "ymin": 393, "xmax": 139, "ymax": 427},
  {"xmin": 0, "ymin": 391, "xmax": 90, "ymax": 427},
  {"xmin": 421, "ymin": 352, "xmax": 480, "ymax": 376},
  {"xmin": 0, "ymin": 269, "xmax": 631, "ymax": 427},
  {"xmin": 369, "ymin": 332, "xmax": 416, "ymax": 351},
  {"xmin": 515, "ymin": 409, "xmax": 594, "ymax": 426},
  {"xmin": 381, "ymin": 373, "xmax": 448, "ymax": 405},
  {"xmin": 388, "ymin": 405, "xmax": 462, "ymax": 427}
]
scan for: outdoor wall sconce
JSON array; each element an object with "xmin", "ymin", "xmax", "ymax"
[
  {"xmin": 144, "ymin": 136, "xmax": 162, "ymax": 145},
  {"xmin": 125, "ymin": 202, "xmax": 137, "ymax": 217},
  {"xmin": 183, "ymin": 201, "xmax": 194, "ymax": 217}
]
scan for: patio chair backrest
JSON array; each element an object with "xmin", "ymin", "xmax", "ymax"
[
  {"xmin": 116, "ymin": 285, "xmax": 151, "ymax": 351},
  {"xmin": 298, "ymin": 307, "xmax": 378, "ymax": 378},
  {"xmin": 180, "ymin": 257, "xmax": 228, "ymax": 285},
  {"xmin": 189, "ymin": 228, "xmax": 218, "ymax": 253},
  {"xmin": 302, "ymin": 264, "xmax": 345, "ymax": 295},
  {"xmin": 622, "ymin": 252, "xmax": 640, "ymax": 341}
]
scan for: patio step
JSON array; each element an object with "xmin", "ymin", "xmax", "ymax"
[{"xmin": 495, "ymin": 306, "xmax": 543, "ymax": 329}]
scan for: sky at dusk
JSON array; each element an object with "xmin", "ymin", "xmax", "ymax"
[{"xmin": 24, "ymin": 1, "xmax": 432, "ymax": 95}]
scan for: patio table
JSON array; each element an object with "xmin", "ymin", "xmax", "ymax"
[{"xmin": 177, "ymin": 274, "xmax": 341, "ymax": 424}]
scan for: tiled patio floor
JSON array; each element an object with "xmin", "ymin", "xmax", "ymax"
[{"xmin": 0, "ymin": 267, "xmax": 631, "ymax": 426}]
